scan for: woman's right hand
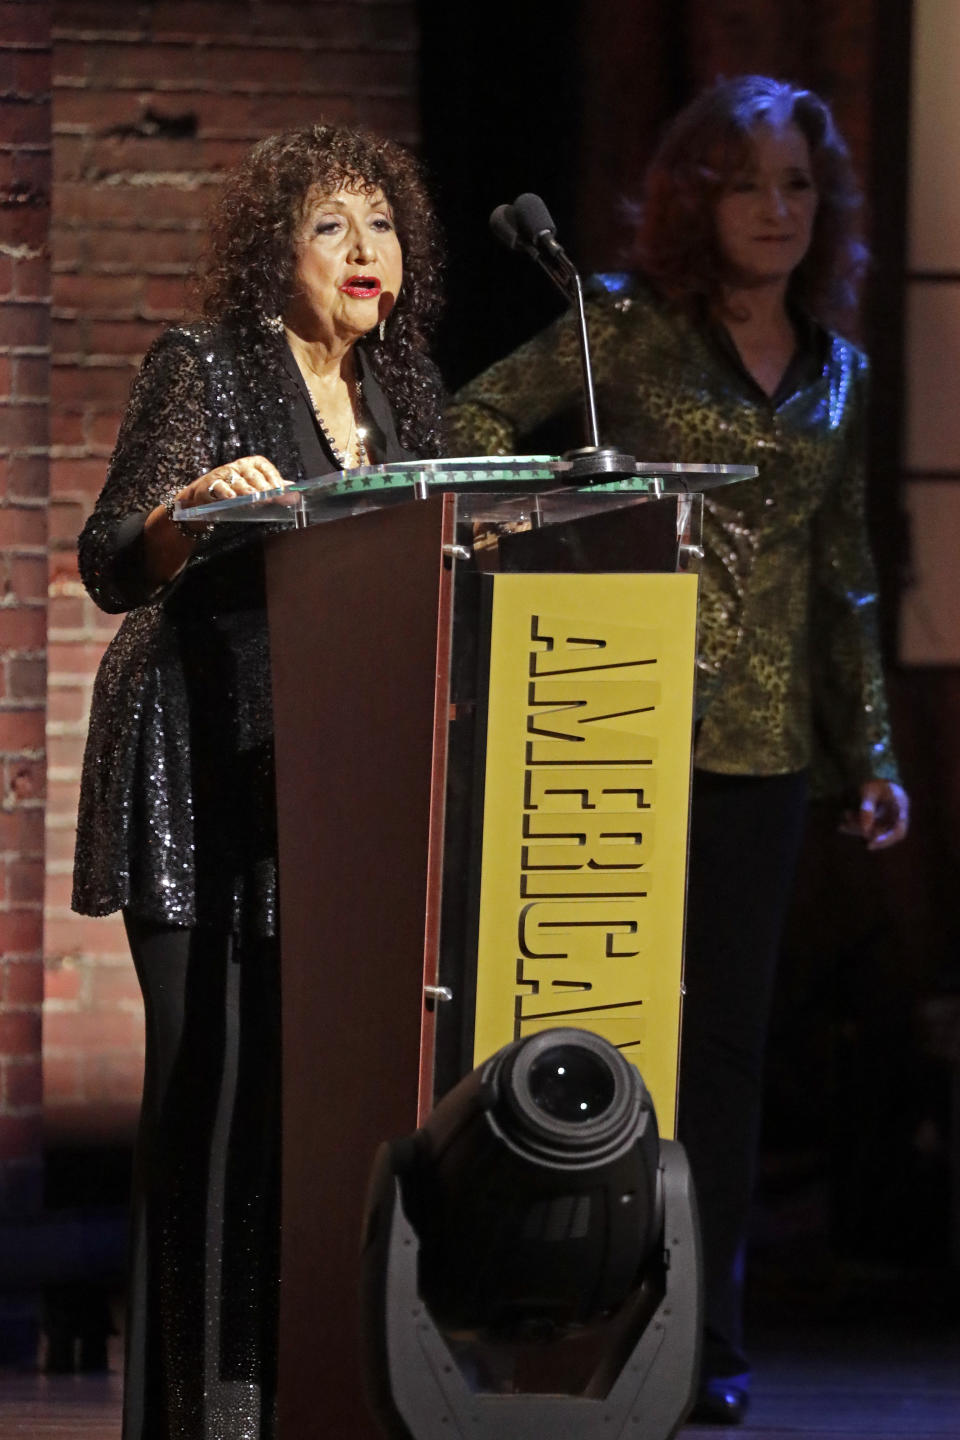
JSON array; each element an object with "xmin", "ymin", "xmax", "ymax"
[
  {"xmin": 174, "ymin": 454, "xmax": 289, "ymax": 513},
  {"xmin": 145, "ymin": 455, "xmax": 290, "ymax": 586}
]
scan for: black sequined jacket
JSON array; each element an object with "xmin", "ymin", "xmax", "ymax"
[
  {"xmin": 445, "ymin": 275, "xmax": 898, "ymax": 794},
  {"xmin": 72, "ymin": 322, "xmax": 408, "ymax": 933}
]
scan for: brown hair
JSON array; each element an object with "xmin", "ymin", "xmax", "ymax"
[
  {"xmin": 634, "ymin": 76, "xmax": 867, "ymax": 326},
  {"xmin": 197, "ymin": 123, "xmax": 444, "ymax": 456}
]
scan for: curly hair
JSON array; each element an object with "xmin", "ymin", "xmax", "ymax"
[
  {"xmin": 633, "ymin": 76, "xmax": 867, "ymax": 327},
  {"xmin": 196, "ymin": 124, "xmax": 445, "ymax": 457}
]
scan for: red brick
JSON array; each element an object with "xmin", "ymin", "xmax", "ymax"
[
  {"xmin": 89, "ymin": 964, "xmax": 139, "ymax": 1007},
  {"xmin": 142, "ymin": 273, "xmax": 187, "ymax": 316},
  {"xmin": 87, "ymin": 1047, "xmax": 143, "ymax": 1103},
  {"xmin": 148, "ymin": 1, "xmax": 254, "ymax": 37},
  {"xmin": 47, "ymin": 733, "xmax": 84, "ymax": 771},
  {"xmin": 46, "ymin": 641, "xmax": 106, "ymax": 677},
  {"xmin": 49, "ymin": 410, "xmax": 84, "ymax": 447},
  {"xmin": 51, "ymin": 363, "xmax": 136, "ymax": 408},
  {"xmin": 43, "ymin": 823, "xmax": 81, "ymax": 866},
  {"xmin": 0, "ymin": 808, "xmax": 44, "ymax": 855},
  {"xmin": 41, "ymin": 869, "xmax": 73, "ymax": 909},
  {"xmin": 50, "ymin": 226, "xmax": 85, "ymax": 267},
  {"xmin": 0, "ymin": 1009, "xmax": 41, "ymax": 1056},
  {"xmin": 8, "ymin": 858, "xmax": 45, "ymax": 904},
  {"xmin": 46, "ymin": 686, "xmax": 90, "ymax": 729},
  {"xmin": 86, "ymin": 409, "xmax": 123, "ymax": 448},
  {"xmin": 0, "ymin": 1113, "xmax": 43, "ymax": 1160},
  {"xmin": 0, "ymin": 400, "xmax": 48, "ymax": 450},
  {"xmin": 47, "ymin": 497, "xmax": 86, "ymax": 546},
  {"xmin": 6, "ymin": 750, "xmax": 46, "ymax": 796},
  {"xmin": 3, "ymin": 99, "xmax": 52, "ymax": 148},
  {"xmin": 5, "ymin": 453, "xmax": 50, "ymax": 502},
  {"xmin": 43, "ymin": 771, "xmax": 78, "ymax": 815},
  {"xmin": 4, "ymin": 1056, "xmax": 43, "ymax": 1110},
  {"xmin": 0, "ymin": 3, "xmax": 53, "ymax": 47},
  {"xmin": 41, "ymin": 1053, "xmax": 83, "ymax": 1104},
  {"xmin": 10, "ymin": 354, "xmax": 50, "ymax": 398},
  {"xmin": 12, "ymin": 254, "xmax": 52, "ymax": 306},
  {"xmin": 43, "ymin": 913, "xmax": 124, "ymax": 959},
  {"xmin": 15, "ymin": 47, "xmax": 52, "ymax": 92},
  {"xmin": 357, "ymin": 95, "xmax": 419, "ymax": 140},
  {"xmin": 49, "ymin": 455, "xmax": 106, "ymax": 492},
  {"xmin": 0, "ymin": 302, "xmax": 50, "ymax": 349},
  {"xmin": 87, "ymin": 316, "xmax": 165, "ymax": 356},
  {"xmin": 0, "ymin": 207, "xmax": 51, "ymax": 250},
  {"xmin": 51, "ymin": 314, "xmax": 83, "ymax": 355},
  {"xmin": 43, "ymin": 960, "xmax": 82, "ymax": 1004},
  {"xmin": 5, "ymin": 659, "xmax": 46, "ymax": 704},
  {"xmin": 51, "ymin": 133, "xmax": 87, "ymax": 185},
  {"xmin": 52, "ymin": 88, "xmax": 155, "ymax": 134},
  {"xmin": 0, "ymin": 259, "xmax": 12, "ymax": 300},
  {"xmin": 0, "ymin": 507, "xmax": 46, "ymax": 548},
  {"xmin": 82, "ymin": 226, "xmax": 203, "ymax": 269},
  {"xmin": 0, "ymin": 711, "xmax": 46, "ymax": 753},
  {"xmin": 54, "ymin": 272, "xmax": 144, "ymax": 314},
  {"xmin": 0, "ymin": 608, "xmax": 47, "ymax": 653},
  {"xmin": 48, "ymin": 593, "xmax": 84, "ymax": 629},
  {"xmin": 8, "ymin": 554, "xmax": 48, "ymax": 603},
  {"xmin": 2, "ymin": 958, "xmax": 43, "ymax": 1007},
  {"xmin": 42, "ymin": 1006, "xmax": 138, "ymax": 1049}
]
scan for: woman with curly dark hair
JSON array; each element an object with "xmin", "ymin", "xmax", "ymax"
[
  {"xmin": 446, "ymin": 76, "xmax": 908, "ymax": 1424},
  {"xmin": 72, "ymin": 123, "xmax": 443, "ymax": 1438}
]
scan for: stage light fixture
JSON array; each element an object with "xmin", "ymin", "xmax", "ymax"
[{"xmin": 361, "ymin": 1028, "xmax": 702, "ymax": 1440}]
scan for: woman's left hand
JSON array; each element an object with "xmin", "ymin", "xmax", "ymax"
[{"xmin": 839, "ymin": 779, "xmax": 910, "ymax": 850}]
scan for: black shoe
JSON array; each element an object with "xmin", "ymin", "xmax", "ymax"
[{"xmin": 688, "ymin": 1378, "xmax": 749, "ymax": 1425}]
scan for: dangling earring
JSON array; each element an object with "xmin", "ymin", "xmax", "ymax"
[
  {"xmin": 262, "ymin": 314, "xmax": 284, "ymax": 335},
  {"xmin": 379, "ymin": 317, "xmax": 387, "ymax": 342}
]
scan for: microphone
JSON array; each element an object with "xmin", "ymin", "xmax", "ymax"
[
  {"xmin": 511, "ymin": 192, "xmax": 569, "ymax": 268},
  {"xmin": 489, "ymin": 191, "xmax": 601, "ymax": 453},
  {"xmin": 488, "ymin": 192, "xmax": 641, "ymax": 480},
  {"xmin": 488, "ymin": 202, "xmax": 522, "ymax": 253}
]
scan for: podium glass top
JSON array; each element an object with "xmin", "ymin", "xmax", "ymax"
[{"xmin": 175, "ymin": 455, "xmax": 757, "ymax": 528}]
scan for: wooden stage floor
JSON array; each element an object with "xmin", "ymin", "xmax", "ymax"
[{"xmin": 1, "ymin": 1320, "xmax": 958, "ymax": 1438}]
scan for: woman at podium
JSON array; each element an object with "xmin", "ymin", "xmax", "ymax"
[
  {"xmin": 71, "ymin": 124, "xmax": 443, "ymax": 1438},
  {"xmin": 445, "ymin": 76, "xmax": 909, "ymax": 1424}
]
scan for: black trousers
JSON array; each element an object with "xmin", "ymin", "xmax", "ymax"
[
  {"xmin": 678, "ymin": 769, "xmax": 809, "ymax": 1382},
  {"xmin": 121, "ymin": 915, "xmax": 281, "ymax": 1440}
]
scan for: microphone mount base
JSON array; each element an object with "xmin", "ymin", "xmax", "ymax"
[{"xmin": 563, "ymin": 446, "xmax": 641, "ymax": 485}]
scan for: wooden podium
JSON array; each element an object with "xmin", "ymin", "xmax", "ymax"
[{"xmin": 193, "ymin": 458, "xmax": 750, "ymax": 1437}]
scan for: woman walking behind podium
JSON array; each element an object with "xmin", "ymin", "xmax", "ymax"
[
  {"xmin": 72, "ymin": 124, "xmax": 443, "ymax": 1438},
  {"xmin": 445, "ymin": 76, "xmax": 909, "ymax": 1424}
]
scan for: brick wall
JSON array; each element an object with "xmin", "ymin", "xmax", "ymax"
[
  {"xmin": 45, "ymin": 0, "xmax": 421, "ymax": 1143},
  {"xmin": 0, "ymin": 0, "xmax": 52, "ymax": 1361}
]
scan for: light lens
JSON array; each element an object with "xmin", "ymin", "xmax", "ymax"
[{"xmin": 527, "ymin": 1045, "xmax": 616, "ymax": 1124}]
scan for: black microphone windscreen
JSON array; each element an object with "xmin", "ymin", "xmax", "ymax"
[
  {"xmin": 512, "ymin": 192, "xmax": 556, "ymax": 243},
  {"xmin": 489, "ymin": 203, "xmax": 519, "ymax": 251}
]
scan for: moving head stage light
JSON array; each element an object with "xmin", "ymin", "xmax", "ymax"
[{"xmin": 361, "ymin": 1029, "xmax": 702, "ymax": 1440}]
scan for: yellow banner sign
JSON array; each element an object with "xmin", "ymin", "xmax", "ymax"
[{"xmin": 472, "ymin": 572, "xmax": 699, "ymax": 1136}]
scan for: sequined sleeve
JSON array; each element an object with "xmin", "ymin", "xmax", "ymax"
[
  {"xmin": 444, "ymin": 307, "xmax": 585, "ymax": 455},
  {"xmin": 78, "ymin": 328, "xmax": 222, "ymax": 614},
  {"xmin": 809, "ymin": 360, "xmax": 899, "ymax": 787}
]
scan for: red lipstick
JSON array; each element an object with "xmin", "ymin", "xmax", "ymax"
[{"xmin": 340, "ymin": 275, "xmax": 381, "ymax": 298}]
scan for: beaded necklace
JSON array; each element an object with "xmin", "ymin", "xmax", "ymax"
[{"xmin": 309, "ymin": 377, "xmax": 368, "ymax": 470}]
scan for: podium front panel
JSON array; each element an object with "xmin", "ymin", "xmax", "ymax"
[
  {"xmin": 263, "ymin": 484, "xmax": 703, "ymax": 1435},
  {"xmin": 267, "ymin": 495, "xmax": 454, "ymax": 1439}
]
